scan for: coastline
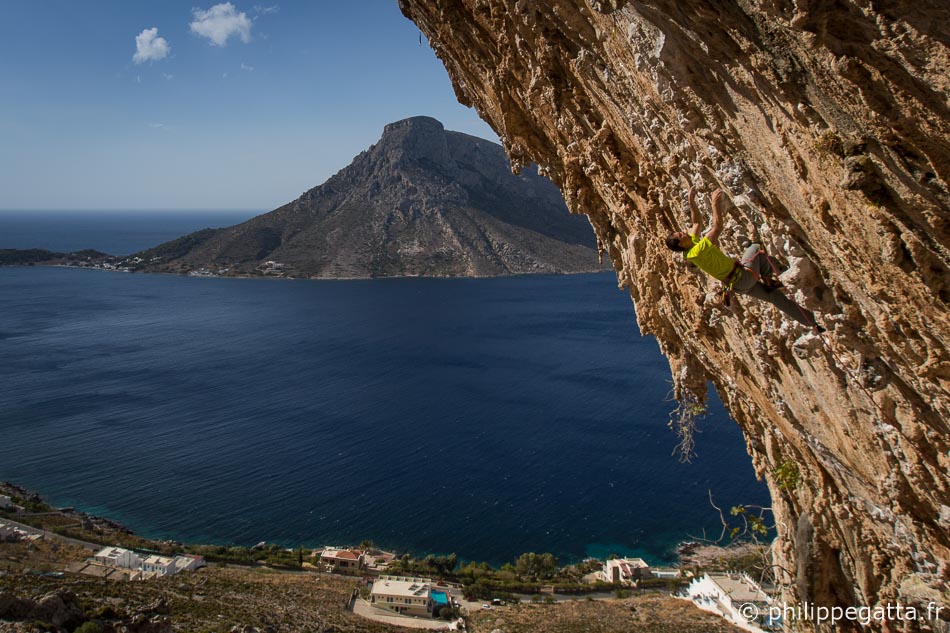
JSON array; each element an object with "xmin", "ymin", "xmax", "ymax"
[
  {"xmin": 1, "ymin": 480, "xmax": 764, "ymax": 574},
  {"xmin": 0, "ymin": 260, "xmax": 612, "ymax": 282},
  {"xmin": 1, "ymin": 479, "xmax": 772, "ymax": 633}
]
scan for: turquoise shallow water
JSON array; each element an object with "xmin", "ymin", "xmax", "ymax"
[{"xmin": 0, "ymin": 212, "xmax": 768, "ymax": 566}]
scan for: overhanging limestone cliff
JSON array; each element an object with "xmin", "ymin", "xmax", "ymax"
[{"xmin": 400, "ymin": 0, "xmax": 949, "ymax": 626}]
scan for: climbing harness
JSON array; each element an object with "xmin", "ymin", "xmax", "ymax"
[
  {"xmin": 719, "ymin": 249, "xmax": 780, "ymax": 308},
  {"xmin": 721, "ymin": 287, "xmax": 734, "ymax": 307},
  {"xmin": 721, "ymin": 260, "xmax": 743, "ymax": 307}
]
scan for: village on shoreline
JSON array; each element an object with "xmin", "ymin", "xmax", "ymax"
[
  {"xmin": 0, "ymin": 249, "xmax": 337, "ymax": 280},
  {"xmin": 1, "ymin": 482, "xmax": 780, "ymax": 631}
]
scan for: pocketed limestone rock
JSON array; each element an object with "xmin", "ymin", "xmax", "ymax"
[{"xmin": 401, "ymin": 0, "xmax": 950, "ymax": 628}]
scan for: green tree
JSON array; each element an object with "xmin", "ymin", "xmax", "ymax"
[
  {"xmin": 515, "ymin": 552, "xmax": 558, "ymax": 580},
  {"xmin": 437, "ymin": 606, "xmax": 460, "ymax": 620},
  {"xmin": 432, "ymin": 553, "xmax": 457, "ymax": 576}
]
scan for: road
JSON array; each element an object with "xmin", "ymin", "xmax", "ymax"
[{"xmin": 0, "ymin": 517, "xmax": 103, "ymax": 551}]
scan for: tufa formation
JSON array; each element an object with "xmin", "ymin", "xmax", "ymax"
[
  {"xmin": 136, "ymin": 116, "xmax": 600, "ymax": 278},
  {"xmin": 399, "ymin": 0, "xmax": 949, "ymax": 629}
]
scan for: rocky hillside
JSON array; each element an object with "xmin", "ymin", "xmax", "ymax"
[
  {"xmin": 0, "ymin": 535, "xmax": 738, "ymax": 633},
  {"xmin": 1, "ymin": 546, "xmax": 408, "ymax": 633},
  {"xmin": 399, "ymin": 0, "xmax": 949, "ymax": 629},
  {"xmin": 136, "ymin": 116, "xmax": 600, "ymax": 278}
]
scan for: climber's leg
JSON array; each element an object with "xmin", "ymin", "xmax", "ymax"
[
  {"xmin": 742, "ymin": 282, "xmax": 817, "ymax": 328},
  {"xmin": 740, "ymin": 243, "xmax": 769, "ymax": 278},
  {"xmin": 741, "ymin": 242, "xmax": 783, "ymax": 289},
  {"xmin": 731, "ymin": 267, "xmax": 757, "ymax": 293}
]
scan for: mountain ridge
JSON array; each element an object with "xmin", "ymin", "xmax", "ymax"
[{"xmin": 135, "ymin": 116, "xmax": 602, "ymax": 279}]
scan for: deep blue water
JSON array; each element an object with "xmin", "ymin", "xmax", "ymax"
[
  {"xmin": 0, "ymin": 213, "xmax": 768, "ymax": 566},
  {"xmin": 0, "ymin": 210, "xmax": 258, "ymax": 255}
]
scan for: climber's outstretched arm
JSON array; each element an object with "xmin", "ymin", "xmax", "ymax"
[
  {"xmin": 705, "ymin": 189, "xmax": 727, "ymax": 246},
  {"xmin": 688, "ymin": 186, "xmax": 702, "ymax": 237}
]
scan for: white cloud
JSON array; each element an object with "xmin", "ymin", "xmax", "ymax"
[
  {"xmin": 133, "ymin": 27, "xmax": 171, "ymax": 64},
  {"xmin": 147, "ymin": 122, "xmax": 165, "ymax": 129},
  {"xmin": 190, "ymin": 3, "xmax": 252, "ymax": 46},
  {"xmin": 240, "ymin": 63, "xmax": 254, "ymax": 72},
  {"xmin": 162, "ymin": 73, "xmax": 175, "ymax": 80},
  {"xmin": 253, "ymin": 4, "xmax": 279, "ymax": 14}
]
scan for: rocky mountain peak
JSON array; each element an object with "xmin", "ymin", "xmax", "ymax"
[
  {"xmin": 382, "ymin": 115, "xmax": 445, "ymax": 136},
  {"xmin": 135, "ymin": 116, "xmax": 600, "ymax": 279},
  {"xmin": 376, "ymin": 115, "xmax": 453, "ymax": 172}
]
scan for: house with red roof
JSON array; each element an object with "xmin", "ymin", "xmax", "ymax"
[
  {"xmin": 319, "ymin": 546, "xmax": 365, "ymax": 573},
  {"xmin": 602, "ymin": 557, "xmax": 652, "ymax": 585}
]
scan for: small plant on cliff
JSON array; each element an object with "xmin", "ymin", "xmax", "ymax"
[
  {"xmin": 668, "ymin": 392, "xmax": 707, "ymax": 463},
  {"xmin": 773, "ymin": 460, "xmax": 800, "ymax": 492},
  {"xmin": 815, "ymin": 130, "xmax": 846, "ymax": 157}
]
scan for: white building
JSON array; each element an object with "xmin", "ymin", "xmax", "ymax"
[
  {"xmin": 172, "ymin": 554, "xmax": 205, "ymax": 572},
  {"xmin": 0, "ymin": 495, "xmax": 13, "ymax": 509},
  {"xmin": 142, "ymin": 555, "xmax": 177, "ymax": 577},
  {"xmin": 370, "ymin": 575, "xmax": 434, "ymax": 618},
  {"xmin": 687, "ymin": 572, "xmax": 776, "ymax": 632},
  {"xmin": 0, "ymin": 523, "xmax": 21, "ymax": 542},
  {"xmin": 603, "ymin": 557, "xmax": 652, "ymax": 585},
  {"xmin": 94, "ymin": 547, "xmax": 143, "ymax": 570},
  {"xmin": 88, "ymin": 547, "xmax": 202, "ymax": 580}
]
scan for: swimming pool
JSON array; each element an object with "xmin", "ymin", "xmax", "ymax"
[{"xmin": 431, "ymin": 590, "xmax": 449, "ymax": 605}]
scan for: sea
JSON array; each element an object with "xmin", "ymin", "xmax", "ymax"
[{"xmin": 0, "ymin": 210, "xmax": 769, "ymax": 566}]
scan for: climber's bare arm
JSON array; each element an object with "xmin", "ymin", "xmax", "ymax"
[
  {"xmin": 688, "ymin": 186, "xmax": 702, "ymax": 238},
  {"xmin": 705, "ymin": 189, "xmax": 728, "ymax": 246}
]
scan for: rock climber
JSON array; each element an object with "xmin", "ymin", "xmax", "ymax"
[{"xmin": 664, "ymin": 186, "xmax": 823, "ymax": 332}]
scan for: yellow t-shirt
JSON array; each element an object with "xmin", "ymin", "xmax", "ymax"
[{"xmin": 685, "ymin": 235, "xmax": 735, "ymax": 281}]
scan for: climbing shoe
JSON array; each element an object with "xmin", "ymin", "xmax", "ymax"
[{"xmin": 761, "ymin": 277, "xmax": 784, "ymax": 292}]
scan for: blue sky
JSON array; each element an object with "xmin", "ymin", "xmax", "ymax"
[{"xmin": 0, "ymin": 1, "xmax": 496, "ymax": 211}]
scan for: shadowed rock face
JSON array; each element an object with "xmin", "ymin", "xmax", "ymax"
[
  {"xmin": 138, "ymin": 116, "xmax": 600, "ymax": 278},
  {"xmin": 400, "ymin": 0, "xmax": 949, "ymax": 627}
]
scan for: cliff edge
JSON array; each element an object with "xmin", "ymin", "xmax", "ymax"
[{"xmin": 399, "ymin": 0, "xmax": 949, "ymax": 628}]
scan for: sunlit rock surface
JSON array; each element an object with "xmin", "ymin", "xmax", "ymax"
[{"xmin": 400, "ymin": 0, "xmax": 949, "ymax": 627}]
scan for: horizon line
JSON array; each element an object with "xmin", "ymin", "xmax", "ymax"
[{"xmin": 0, "ymin": 208, "xmax": 265, "ymax": 213}]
